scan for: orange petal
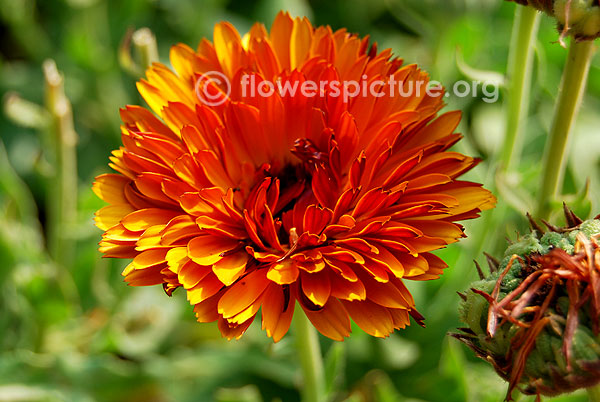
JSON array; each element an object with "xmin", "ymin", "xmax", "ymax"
[
  {"xmin": 269, "ymin": 12, "xmax": 293, "ymax": 70},
  {"xmin": 408, "ymin": 110, "xmax": 461, "ymax": 147},
  {"xmin": 193, "ymin": 292, "xmax": 221, "ymax": 323},
  {"xmin": 120, "ymin": 105, "xmax": 175, "ymax": 139},
  {"xmin": 359, "ymin": 271, "xmax": 411, "ymax": 309},
  {"xmin": 261, "ymin": 283, "xmax": 295, "ymax": 342},
  {"xmin": 303, "ymin": 298, "xmax": 351, "ymax": 341},
  {"xmin": 227, "ymin": 294, "xmax": 263, "ymax": 324},
  {"xmin": 330, "ymin": 274, "xmax": 366, "ymax": 301},
  {"xmin": 132, "ymin": 248, "xmax": 168, "ymax": 270},
  {"xmin": 213, "ymin": 22, "xmax": 243, "ymax": 78},
  {"xmin": 396, "ymin": 253, "xmax": 430, "ymax": 277},
  {"xmin": 290, "ymin": 17, "xmax": 312, "ymax": 69},
  {"xmin": 161, "ymin": 215, "xmax": 202, "ymax": 246},
  {"xmin": 99, "ymin": 241, "xmax": 136, "ymax": 259},
  {"xmin": 165, "ymin": 247, "xmax": 189, "ymax": 274},
  {"xmin": 342, "ymin": 299, "xmax": 395, "ymax": 338},
  {"xmin": 135, "ymin": 225, "xmax": 167, "ymax": 251},
  {"xmin": 121, "ymin": 208, "xmax": 180, "ymax": 232},
  {"xmin": 187, "ymin": 272, "xmax": 224, "ymax": 304},
  {"xmin": 303, "ymin": 204, "xmax": 333, "ymax": 234},
  {"xmin": 195, "ymin": 150, "xmax": 235, "ymax": 189},
  {"xmin": 324, "ymin": 258, "xmax": 358, "ymax": 282},
  {"xmin": 218, "ymin": 269, "xmax": 269, "ymax": 319},
  {"xmin": 250, "ymin": 40, "xmax": 280, "ymax": 81},
  {"xmin": 179, "ymin": 260, "xmax": 212, "ymax": 289},
  {"xmin": 95, "ymin": 204, "xmax": 135, "ymax": 231},
  {"xmin": 408, "ymin": 220, "xmax": 464, "ymax": 242},
  {"xmin": 103, "ymin": 224, "xmax": 139, "ymax": 242},
  {"xmin": 136, "ymin": 79, "xmax": 165, "ymax": 119},
  {"xmin": 124, "ymin": 266, "xmax": 164, "ymax": 286},
  {"xmin": 389, "ymin": 308, "xmax": 410, "ymax": 329},
  {"xmin": 218, "ymin": 316, "xmax": 254, "ymax": 340},
  {"xmin": 212, "ymin": 251, "xmax": 250, "ymax": 286},
  {"xmin": 169, "ymin": 43, "xmax": 202, "ymax": 84},
  {"xmin": 301, "ymin": 271, "xmax": 331, "ymax": 307},
  {"xmin": 143, "ymin": 65, "xmax": 196, "ymax": 113},
  {"xmin": 92, "ymin": 174, "xmax": 130, "ymax": 204},
  {"xmin": 267, "ymin": 260, "xmax": 300, "ymax": 285},
  {"xmin": 188, "ymin": 235, "xmax": 240, "ymax": 265},
  {"xmin": 333, "ymin": 238, "xmax": 379, "ymax": 254},
  {"xmin": 135, "ymin": 173, "xmax": 179, "ymax": 206},
  {"xmin": 404, "ymin": 252, "xmax": 447, "ymax": 280}
]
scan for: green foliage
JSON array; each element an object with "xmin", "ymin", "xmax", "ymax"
[{"xmin": 1, "ymin": 0, "xmax": 599, "ymax": 401}]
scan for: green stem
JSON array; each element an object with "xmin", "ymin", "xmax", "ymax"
[
  {"xmin": 294, "ymin": 310, "xmax": 326, "ymax": 402},
  {"xmin": 588, "ymin": 384, "xmax": 600, "ymax": 401},
  {"xmin": 535, "ymin": 40, "xmax": 595, "ymax": 219},
  {"xmin": 43, "ymin": 60, "xmax": 78, "ymax": 268},
  {"xmin": 500, "ymin": 5, "xmax": 540, "ymax": 171}
]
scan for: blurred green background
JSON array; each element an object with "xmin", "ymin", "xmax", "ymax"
[{"xmin": 1, "ymin": 0, "xmax": 600, "ymax": 401}]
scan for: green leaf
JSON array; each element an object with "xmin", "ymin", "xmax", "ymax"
[{"xmin": 456, "ymin": 47, "xmax": 505, "ymax": 88}]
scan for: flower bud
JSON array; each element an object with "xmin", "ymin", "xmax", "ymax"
[
  {"xmin": 454, "ymin": 208, "xmax": 600, "ymax": 400},
  {"xmin": 508, "ymin": 0, "xmax": 600, "ymax": 41}
]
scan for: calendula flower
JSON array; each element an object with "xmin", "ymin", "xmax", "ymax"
[
  {"xmin": 508, "ymin": 0, "xmax": 600, "ymax": 41},
  {"xmin": 454, "ymin": 207, "xmax": 600, "ymax": 400},
  {"xmin": 94, "ymin": 12, "xmax": 495, "ymax": 342}
]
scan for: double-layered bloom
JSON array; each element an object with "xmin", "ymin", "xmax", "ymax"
[{"xmin": 94, "ymin": 12, "xmax": 495, "ymax": 341}]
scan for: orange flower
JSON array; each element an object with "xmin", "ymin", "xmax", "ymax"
[{"xmin": 93, "ymin": 12, "xmax": 495, "ymax": 341}]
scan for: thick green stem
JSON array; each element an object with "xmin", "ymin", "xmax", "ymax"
[
  {"xmin": 500, "ymin": 5, "xmax": 540, "ymax": 171},
  {"xmin": 294, "ymin": 311, "xmax": 326, "ymax": 402},
  {"xmin": 588, "ymin": 384, "xmax": 600, "ymax": 401},
  {"xmin": 536, "ymin": 40, "xmax": 595, "ymax": 219}
]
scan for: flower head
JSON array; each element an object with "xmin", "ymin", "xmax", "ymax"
[
  {"xmin": 94, "ymin": 12, "xmax": 495, "ymax": 341},
  {"xmin": 455, "ymin": 208, "xmax": 600, "ymax": 400}
]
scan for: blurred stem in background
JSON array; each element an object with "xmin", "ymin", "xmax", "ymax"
[
  {"xmin": 294, "ymin": 311, "xmax": 325, "ymax": 402},
  {"xmin": 536, "ymin": 40, "xmax": 595, "ymax": 220},
  {"xmin": 133, "ymin": 28, "xmax": 159, "ymax": 71},
  {"xmin": 0, "ymin": 0, "xmax": 51, "ymax": 62},
  {"xmin": 43, "ymin": 59, "xmax": 78, "ymax": 269},
  {"xmin": 500, "ymin": 5, "xmax": 540, "ymax": 171},
  {"xmin": 119, "ymin": 27, "xmax": 159, "ymax": 77}
]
